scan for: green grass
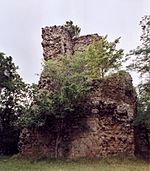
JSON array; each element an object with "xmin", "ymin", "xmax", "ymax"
[{"xmin": 0, "ymin": 156, "xmax": 149, "ymax": 171}]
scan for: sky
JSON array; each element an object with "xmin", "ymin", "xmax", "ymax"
[{"xmin": 0, "ymin": 0, "xmax": 149, "ymax": 85}]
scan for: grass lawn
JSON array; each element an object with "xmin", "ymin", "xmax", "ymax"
[{"xmin": 0, "ymin": 156, "xmax": 149, "ymax": 171}]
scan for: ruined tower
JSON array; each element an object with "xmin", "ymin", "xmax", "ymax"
[
  {"xmin": 39, "ymin": 25, "xmax": 101, "ymax": 90},
  {"xmin": 41, "ymin": 25, "xmax": 101, "ymax": 60},
  {"xmin": 19, "ymin": 24, "xmax": 136, "ymax": 160}
]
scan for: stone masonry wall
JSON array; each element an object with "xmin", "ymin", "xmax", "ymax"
[
  {"xmin": 41, "ymin": 26, "xmax": 73, "ymax": 60},
  {"xmin": 19, "ymin": 72, "xmax": 136, "ymax": 160},
  {"xmin": 41, "ymin": 26, "xmax": 101, "ymax": 61},
  {"xmin": 19, "ymin": 25, "xmax": 136, "ymax": 160},
  {"xmin": 39, "ymin": 25, "xmax": 101, "ymax": 90}
]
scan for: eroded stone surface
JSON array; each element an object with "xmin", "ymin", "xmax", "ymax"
[
  {"xmin": 41, "ymin": 25, "xmax": 101, "ymax": 61},
  {"xmin": 19, "ymin": 73, "xmax": 136, "ymax": 159},
  {"xmin": 19, "ymin": 25, "xmax": 136, "ymax": 160}
]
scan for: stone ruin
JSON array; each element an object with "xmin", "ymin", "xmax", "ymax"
[
  {"xmin": 19, "ymin": 25, "xmax": 137, "ymax": 160},
  {"xmin": 41, "ymin": 25, "xmax": 101, "ymax": 61}
]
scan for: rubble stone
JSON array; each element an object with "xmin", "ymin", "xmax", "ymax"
[{"xmin": 19, "ymin": 24, "xmax": 136, "ymax": 160}]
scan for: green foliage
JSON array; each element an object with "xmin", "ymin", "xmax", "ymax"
[
  {"xmin": 0, "ymin": 53, "xmax": 25, "ymax": 128},
  {"xmin": 17, "ymin": 83, "xmax": 39, "ymax": 127},
  {"xmin": 22, "ymin": 36, "xmax": 124, "ymax": 128},
  {"xmin": 134, "ymin": 83, "xmax": 150, "ymax": 128},
  {"xmin": 21, "ymin": 56, "xmax": 88, "ymax": 127},
  {"xmin": 83, "ymin": 36, "xmax": 124, "ymax": 79},
  {"xmin": 0, "ymin": 52, "xmax": 30, "ymax": 154},
  {"xmin": 127, "ymin": 15, "xmax": 150, "ymax": 79},
  {"xmin": 64, "ymin": 20, "xmax": 81, "ymax": 38},
  {"xmin": 127, "ymin": 15, "xmax": 150, "ymax": 127}
]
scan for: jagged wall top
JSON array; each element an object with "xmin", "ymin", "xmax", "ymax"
[{"xmin": 41, "ymin": 25, "xmax": 101, "ymax": 61}]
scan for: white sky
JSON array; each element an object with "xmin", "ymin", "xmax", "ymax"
[{"xmin": 0, "ymin": 0, "xmax": 149, "ymax": 85}]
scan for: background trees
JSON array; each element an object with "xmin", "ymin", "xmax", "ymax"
[
  {"xmin": 127, "ymin": 15, "xmax": 150, "ymax": 158},
  {"xmin": 0, "ymin": 52, "xmax": 30, "ymax": 155},
  {"xmin": 127, "ymin": 15, "xmax": 150, "ymax": 127}
]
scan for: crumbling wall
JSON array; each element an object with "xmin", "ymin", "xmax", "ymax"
[
  {"xmin": 19, "ymin": 72, "xmax": 136, "ymax": 159},
  {"xmin": 41, "ymin": 26, "xmax": 73, "ymax": 60},
  {"xmin": 73, "ymin": 34, "xmax": 101, "ymax": 52},
  {"xmin": 39, "ymin": 25, "xmax": 101, "ymax": 90},
  {"xmin": 41, "ymin": 25, "xmax": 101, "ymax": 61},
  {"xmin": 19, "ymin": 25, "xmax": 136, "ymax": 160},
  {"xmin": 66, "ymin": 72, "xmax": 136, "ymax": 159}
]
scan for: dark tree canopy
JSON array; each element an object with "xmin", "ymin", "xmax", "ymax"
[
  {"xmin": 127, "ymin": 16, "xmax": 150, "ymax": 158},
  {"xmin": 127, "ymin": 15, "xmax": 150, "ymax": 127},
  {"xmin": 0, "ymin": 52, "xmax": 30, "ymax": 155}
]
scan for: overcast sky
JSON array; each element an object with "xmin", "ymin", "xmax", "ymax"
[{"xmin": 0, "ymin": 0, "xmax": 149, "ymax": 85}]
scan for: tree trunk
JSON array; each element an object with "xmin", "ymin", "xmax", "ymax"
[
  {"xmin": 54, "ymin": 119, "xmax": 64, "ymax": 158},
  {"xmin": 145, "ymin": 128, "xmax": 150, "ymax": 152},
  {"xmin": 55, "ymin": 131, "xmax": 61, "ymax": 158}
]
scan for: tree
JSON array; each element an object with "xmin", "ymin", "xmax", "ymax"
[
  {"xmin": 0, "ymin": 52, "xmax": 30, "ymax": 155},
  {"xmin": 83, "ymin": 36, "xmax": 124, "ymax": 79},
  {"xmin": 127, "ymin": 15, "xmax": 150, "ymax": 158},
  {"xmin": 64, "ymin": 20, "xmax": 81, "ymax": 38},
  {"xmin": 127, "ymin": 15, "xmax": 150, "ymax": 126},
  {"xmin": 21, "ymin": 55, "xmax": 89, "ymax": 158},
  {"xmin": 127, "ymin": 15, "xmax": 150, "ymax": 79}
]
